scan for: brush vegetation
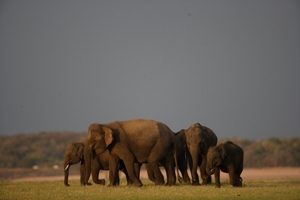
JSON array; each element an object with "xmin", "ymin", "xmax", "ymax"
[{"xmin": 0, "ymin": 132, "xmax": 299, "ymax": 168}]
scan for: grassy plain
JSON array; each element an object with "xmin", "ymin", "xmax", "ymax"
[{"xmin": 1, "ymin": 168, "xmax": 300, "ymax": 200}]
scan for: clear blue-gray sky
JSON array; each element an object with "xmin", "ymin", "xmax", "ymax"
[{"xmin": 0, "ymin": 0, "xmax": 299, "ymax": 138}]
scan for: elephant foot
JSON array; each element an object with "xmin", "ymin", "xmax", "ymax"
[
  {"xmin": 132, "ymin": 181, "xmax": 143, "ymax": 187},
  {"xmin": 165, "ymin": 182, "xmax": 176, "ymax": 186},
  {"xmin": 95, "ymin": 179, "xmax": 105, "ymax": 185},
  {"xmin": 178, "ymin": 176, "xmax": 184, "ymax": 184},
  {"xmin": 232, "ymin": 183, "xmax": 242, "ymax": 187},
  {"xmin": 191, "ymin": 178, "xmax": 200, "ymax": 185},
  {"xmin": 215, "ymin": 184, "xmax": 221, "ymax": 188},
  {"xmin": 99, "ymin": 179, "xmax": 105, "ymax": 185},
  {"xmin": 134, "ymin": 183, "xmax": 143, "ymax": 187},
  {"xmin": 154, "ymin": 181, "xmax": 165, "ymax": 186},
  {"xmin": 85, "ymin": 182, "xmax": 92, "ymax": 186},
  {"xmin": 192, "ymin": 181, "xmax": 200, "ymax": 186},
  {"xmin": 202, "ymin": 177, "xmax": 212, "ymax": 185},
  {"xmin": 64, "ymin": 183, "xmax": 70, "ymax": 187},
  {"xmin": 202, "ymin": 180, "xmax": 211, "ymax": 185}
]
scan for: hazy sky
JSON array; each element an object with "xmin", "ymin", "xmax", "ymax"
[{"xmin": 0, "ymin": 0, "xmax": 299, "ymax": 138}]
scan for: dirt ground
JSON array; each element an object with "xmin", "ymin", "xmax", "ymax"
[{"xmin": 3, "ymin": 167, "xmax": 299, "ymax": 183}]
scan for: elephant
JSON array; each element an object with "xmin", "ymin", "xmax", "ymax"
[
  {"xmin": 173, "ymin": 130, "xmax": 191, "ymax": 184},
  {"xmin": 183, "ymin": 123, "xmax": 218, "ymax": 185},
  {"xmin": 63, "ymin": 142, "xmax": 129, "ymax": 186},
  {"xmin": 206, "ymin": 141, "xmax": 244, "ymax": 187},
  {"xmin": 84, "ymin": 119, "xmax": 177, "ymax": 187},
  {"xmin": 64, "ymin": 142, "xmax": 87, "ymax": 186}
]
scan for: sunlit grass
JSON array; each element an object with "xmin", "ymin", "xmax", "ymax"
[{"xmin": 1, "ymin": 179, "xmax": 300, "ymax": 200}]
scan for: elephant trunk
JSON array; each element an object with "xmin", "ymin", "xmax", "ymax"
[
  {"xmin": 64, "ymin": 160, "xmax": 70, "ymax": 186},
  {"xmin": 190, "ymin": 148, "xmax": 200, "ymax": 185}
]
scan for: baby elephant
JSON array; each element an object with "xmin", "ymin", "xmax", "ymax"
[
  {"xmin": 64, "ymin": 142, "xmax": 105, "ymax": 186},
  {"xmin": 64, "ymin": 142, "xmax": 131, "ymax": 186},
  {"xmin": 206, "ymin": 141, "xmax": 243, "ymax": 187}
]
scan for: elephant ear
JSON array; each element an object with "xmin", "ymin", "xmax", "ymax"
[
  {"xmin": 102, "ymin": 126, "xmax": 114, "ymax": 147},
  {"xmin": 219, "ymin": 144, "xmax": 227, "ymax": 160},
  {"xmin": 77, "ymin": 143, "xmax": 84, "ymax": 159},
  {"xmin": 200, "ymin": 140, "xmax": 208, "ymax": 154}
]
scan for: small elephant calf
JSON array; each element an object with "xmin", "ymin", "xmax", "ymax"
[
  {"xmin": 64, "ymin": 142, "xmax": 132, "ymax": 186},
  {"xmin": 206, "ymin": 141, "xmax": 244, "ymax": 187}
]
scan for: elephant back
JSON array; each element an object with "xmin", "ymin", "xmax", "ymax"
[{"xmin": 202, "ymin": 126, "xmax": 218, "ymax": 147}]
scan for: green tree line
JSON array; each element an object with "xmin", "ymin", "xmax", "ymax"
[{"xmin": 0, "ymin": 132, "xmax": 299, "ymax": 168}]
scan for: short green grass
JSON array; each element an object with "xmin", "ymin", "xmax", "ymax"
[{"xmin": 1, "ymin": 179, "xmax": 300, "ymax": 200}]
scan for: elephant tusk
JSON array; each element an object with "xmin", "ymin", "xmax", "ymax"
[
  {"xmin": 210, "ymin": 168, "xmax": 215, "ymax": 174},
  {"xmin": 64, "ymin": 164, "xmax": 70, "ymax": 171}
]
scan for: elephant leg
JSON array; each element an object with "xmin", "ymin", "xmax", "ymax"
[
  {"xmin": 176, "ymin": 151, "xmax": 191, "ymax": 184},
  {"xmin": 214, "ymin": 167, "xmax": 221, "ymax": 188},
  {"xmin": 237, "ymin": 175, "xmax": 243, "ymax": 187},
  {"xmin": 64, "ymin": 169, "xmax": 70, "ymax": 186},
  {"xmin": 92, "ymin": 167, "xmax": 105, "ymax": 185},
  {"xmin": 164, "ymin": 156, "xmax": 176, "ymax": 185},
  {"xmin": 200, "ymin": 156, "xmax": 211, "ymax": 184},
  {"xmin": 181, "ymin": 169, "xmax": 191, "ymax": 184},
  {"xmin": 123, "ymin": 160, "xmax": 143, "ymax": 187},
  {"xmin": 83, "ymin": 147, "xmax": 92, "ymax": 185},
  {"xmin": 117, "ymin": 148, "xmax": 142, "ymax": 187},
  {"xmin": 120, "ymin": 162, "xmax": 129, "ymax": 185},
  {"xmin": 186, "ymin": 152, "xmax": 197, "ymax": 184},
  {"xmin": 121, "ymin": 168, "xmax": 130, "ymax": 185},
  {"xmin": 80, "ymin": 162, "xmax": 86, "ymax": 186},
  {"xmin": 232, "ymin": 172, "xmax": 242, "ymax": 187},
  {"xmin": 108, "ymin": 155, "xmax": 120, "ymax": 186},
  {"xmin": 146, "ymin": 164, "xmax": 156, "ymax": 183},
  {"xmin": 147, "ymin": 162, "xmax": 165, "ymax": 185},
  {"xmin": 134, "ymin": 163, "xmax": 141, "ymax": 180},
  {"xmin": 188, "ymin": 152, "xmax": 200, "ymax": 185},
  {"xmin": 228, "ymin": 165, "xmax": 241, "ymax": 186}
]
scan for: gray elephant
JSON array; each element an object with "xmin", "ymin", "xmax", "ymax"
[
  {"xmin": 64, "ymin": 142, "xmax": 128, "ymax": 186},
  {"xmin": 84, "ymin": 119, "xmax": 177, "ymax": 187},
  {"xmin": 183, "ymin": 123, "xmax": 218, "ymax": 185},
  {"xmin": 206, "ymin": 141, "xmax": 244, "ymax": 187}
]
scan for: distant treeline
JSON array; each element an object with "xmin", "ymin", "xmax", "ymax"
[{"xmin": 0, "ymin": 132, "xmax": 299, "ymax": 168}]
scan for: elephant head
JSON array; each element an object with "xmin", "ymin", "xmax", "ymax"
[
  {"xmin": 83, "ymin": 123, "xmax": 114, "ymax": 184},
  {"xmin": 183, "ymin": 122, "xmax": 218, "ymax": 184},
  {"xmin": 87, "ymin": 123, "xmax": 114, "ymax": 154},
  {"xmin": 64, "ymin": 142, "xmax": 84, "ymax": 186},
  {"xmin": 184, "ymin": 123, "xmax": 205, "ymax": 184},
  {"xmin": 206, "ymin": 145, "xmax": 224, "ymax": 175}
]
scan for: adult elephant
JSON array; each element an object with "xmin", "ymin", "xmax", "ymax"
[
  {"xmin": 174, "ymin": 130, "xmax": 191, "ymax": 184},
  {"xmin": 183, "ymin": 123, "xmax": 218, "ymax": 185},
  {"xmin": 206, "ymin": 141, "xmax": 244, "ymax": 187},
  {"xmin": 64, "ymin": 142, "xmax": 128, "ymax": 186},
  {"xmin": 84, "ymin": 119, "xmax": 176, "ymax": 187}
]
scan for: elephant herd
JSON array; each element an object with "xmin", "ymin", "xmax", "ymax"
[{"xmin": 64, "ymin": 119, "xmax": 244, "ymax": 188}]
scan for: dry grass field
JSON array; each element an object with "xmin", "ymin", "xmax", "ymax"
[{"xmin": 1, "ymin": 167, "xmax": 300, "ymax": 200}]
